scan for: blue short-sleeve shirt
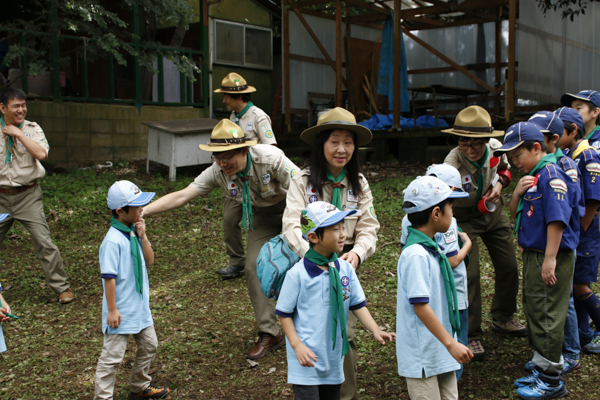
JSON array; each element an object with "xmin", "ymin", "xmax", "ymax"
[
  {"xmin": 99, "ymin": 227, "xmax": 153, "ymax": 335},
  {"xmin": 275, "ymin": 258, "xmax": 366, "ymax": 385},
  {"xmin": 518, "ymin": 164, "xmax": 579, "ymax": 251},
  {"xmin": 401, "ymin": 216, "xmax": 468, "ymax": 310},
  {"xmin": 396, "ymin": 244, "xmax": 460, "ymax": 379},
  {"xmin": 558, "ymin": 153, "xmax": 584, "ymax": 216},
  {"xmin": 573, "ymin": 144, "xmax": 600, "ymax": 256}
]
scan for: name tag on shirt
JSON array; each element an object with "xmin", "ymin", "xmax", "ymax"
[
  {"xmin": 247, "ymin": 123, "xmax": 253, "ymax": 131},
  {"xmin": 443, "ymin": 229, "xmax": 457, "ymax": 244},
  {"xmin": 347, "ymin": 190, "xmax": 358, "ymax": 202}
]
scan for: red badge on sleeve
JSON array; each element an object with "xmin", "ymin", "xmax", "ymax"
[{"xmin": 489, "ymin": 156, "xmax": 499, "ymax": 168}]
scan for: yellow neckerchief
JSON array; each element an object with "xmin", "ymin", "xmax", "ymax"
[{"xmin": 571, "ymin": 140, "xmax": 594, "ymax": 160}]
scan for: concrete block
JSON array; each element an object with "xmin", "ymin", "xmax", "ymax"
[
  {"xmin": 67, "ymin": 132, "xmax": 91, "ymax": 147},
  {"xmin": 91, "ymin": 133, "xmax": 112, "ymax": 147},
  {"xmin": 48, "ymin": 146, "xmax": 68, "ymax": 164},
  {"xmin": 66, "ymin": 119, "xmax": 86, "ymax": 133},
  {"xmin": 46, "ymin": 130, "xmax": 67, "ymax": 146},
  {"xmin": 90, "ymin": 146, "xmax": 113, "ymax": 163},
  {"xmin": 67, "ymin": 146, "xmax": 91, "ymax": 165},
  {"xmin": 114, "ymin": 146, "xmax": 137, "ymax": 160},
  {"xmin": 112, "ymin": 134, "xmax": 135, "ymax": 147},
  {"xmin": 114, "ymin": 120, "xmax": 136, "ymax": 134},
  {"xmin": 90, "ymin": 119, "xmax": 114, "ymax": 134},
  {"xmin": 136, "ymin": 132, "xmax": 148, "ymax": 147},
  {"xmin": 53, "ymin": 118, "xmax": 67, "ymax": 132}
]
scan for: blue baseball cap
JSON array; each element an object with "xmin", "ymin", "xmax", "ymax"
[
  {"xmin": 493, "ymin": 122, "xmax": 544, "ymax": 156},
  {"xmin": 425, "ymin": 164, "xmax": 465, "ymax": 192},
  {"xmin": 0, "ymin": 214, "xmax": 9, "ymax": 222},
  {"xmin": 107, "ymin": 180, "xmax": 155, "ymax": 210},
  {"xmin": 528, "ymin": 111, "xmax": 564, "ymax": 138},
  {"xmin": 301, "ymin": 201, "xmax": 356, "ymax": 240},
  {"xmin": 555, "ymin": 107, "xmax": 585, "ymax": 133},
  {"xmin": 403, "ymin": 176, "xmax": 468, "ymax": 215},
  {"xmin": 561, "ymin": 90, "xmax": 600, "ymax": 108}
]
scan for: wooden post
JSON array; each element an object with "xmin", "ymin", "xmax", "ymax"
[
  {"xmin": 336, "ymin": 0, "xmax": 343, "ymax": 107},
  {"xmin": 283, "ymin": 0, "xmax": 291, "ymax": 133},
  {"xmin": 506, "ymin": 0, "xmax": 516, "ymax": 121},
  {"xmin": 393, "ymin": 0, "xmax": 401, "ymax": 128},
  {"xmin": 494, "ymin": 9, "xmax": 501, "ymax": 115},
  {"xmin": 345, "ymin": 13, "xmax": 355, "ymax": 114}
]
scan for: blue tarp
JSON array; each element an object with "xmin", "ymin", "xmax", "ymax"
[
  {"xmin": 358, "ymin": 114, "xmax": 449, "ymax": 130},
  {"xmin": 377, "ymin": 12, "xmax": 410, "ymax": 112}
]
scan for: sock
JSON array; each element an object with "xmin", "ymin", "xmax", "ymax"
[
  {"xmin": 540, "ymin": 371, "xmax": 560, "ymax": 387},
  {"xmin": 577, "ymin": 291, "xmax": 600, "ymax": 331},
  {"xmin": 575, "ymin": 293, "xmax": 592, "ymax": 332}
]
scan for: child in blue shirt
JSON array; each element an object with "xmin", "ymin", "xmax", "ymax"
[
  {"xmin": 93, "ymin": 181, "xmax": 169, "ymax": 400},
  {"xmin": 400, "ymin": 164, "xmax": 472, "ymax": 381},
  {"xmin": 561, "ymin": 90, "xmax": 600, "ymax": 150},
  {"xmin": 0, "ymin": 213, "xmax": 11, "ymax": 354},
  {"xmin": 527, "ymin": 111, "xmax": 583, "ymax": 374},
  {"xmin": 496, "ymin": 122, "xmax": 579, "ymax": 399},
  {"xmin": 276, "ymin": 201, "xmax": 394, "ymax": 400},
  {"xmin": 397, "ymin": 176, "xmax": 473, "ymax": 400},
  {"xmin": 556, "ymin": 107, "xmax": 600, "ymax": 355}
]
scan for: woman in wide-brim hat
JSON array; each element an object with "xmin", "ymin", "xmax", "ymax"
[
  {"xmin": 281, "ymin": 107, "xmax": 380, "ymax": 398},
  {"xmin": 442, "ymin": 105, "xmax": 525, "ymax": 362}
]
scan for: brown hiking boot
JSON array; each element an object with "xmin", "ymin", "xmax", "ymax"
[
  {"xmin": 491, "ymin": 318, "xmax": 527, "ymax": 337},
  {"xmin": 246, "ymin": 333, "xmax": 284, "ymax": 360},
  {"xmin": 58, "ymin": 288, "xmax": 75, "ymax": 304}
]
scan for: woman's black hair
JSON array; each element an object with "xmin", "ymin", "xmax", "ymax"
[
  {"xmin": 563, "ymin": 120, "xmax": 585, "ymax": 140},
  {"xmin": 111, "ymin": 205, "xmax": 130, "ymax": 219},
  {"xmin": 404, "ymin": 198, "xmax": 453, "ymax": 228},
  {"xmin": 308, "ymin": 129, "xmax": 362, "ymax": 199}
]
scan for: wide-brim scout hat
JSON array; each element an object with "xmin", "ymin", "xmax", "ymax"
[
  {"xmin": 199, "ymin": 119, "xmax": 257, "ymax": 152},
  {"xmin": 561, "ymin": 90, "xmax": 600, "ymax": 108},
  {"xmin": 300, "ymin": 107, "xmax": 373, "ymax": 146},
  {"xmin": 213, "ymin": 72, "xmax": 256, "ymax": 94},
  {"xmin": 442, "ymin": 105, "xmax": 504, "ymax": 138}
]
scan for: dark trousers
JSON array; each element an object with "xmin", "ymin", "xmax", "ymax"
[{"xmin": 294, "ymin": 384, "xmax": 341, "ymax": 400}]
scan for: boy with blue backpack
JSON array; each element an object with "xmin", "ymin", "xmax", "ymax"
[{"xmin": 275, "ymin": 201, "xmax": 394, "ymax": 400}]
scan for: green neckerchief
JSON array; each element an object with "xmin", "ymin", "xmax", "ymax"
[
  {"xmin": 457, "ymin": 227, "xmax": 469, "ymax": 267},
  {"xmin": 1, "ymin": 116, "xmax": 24, "ymax": 164},
  {"xmin": 585, "ymin": 125, "xmax": 600, "ymax": 141},
  {"xmin": 405, "ymin": 226, "xmax": 460, "ymax": 337},
  {"xmin": 234, "ymin": 101, "xmax": 254, "ymax": 125},
  {"xmin": 326, "ymin": 167, "xmax": 347, "ymax": 210},
  {"xmin": 555, "ymin": 148, "xmax": 565, "ymax": 159},
  {"xmin": 304, "ymin": 247, "xmax": 350, "ymax": 358},
  {"xmin": 110, "ymin": 217, "xmax": 144, "ymax": 296},
  {"xmin": 514, "ymin": 153, "xmax": 557, "ymax": 234},
  {"xmin": 236, "ymin": 151, "xmax": 253, "ymax": 232},
  {"xmin": 462, "ymin": 146, "xmax": 489, "ymax": 209}
]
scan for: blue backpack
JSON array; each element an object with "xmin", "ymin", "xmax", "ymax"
[{"xmin": 257, "ymin": 235, "xmax": 300, "ymax": 300}]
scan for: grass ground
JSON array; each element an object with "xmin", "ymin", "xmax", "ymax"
[{"xmin": 0, "ymin": 160, "xmax": 598, "ymax": 399}]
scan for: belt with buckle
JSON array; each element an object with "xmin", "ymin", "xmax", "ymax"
[{"xmin": 0, "ymin": 183, "xmax": 37, "ymax": 195}]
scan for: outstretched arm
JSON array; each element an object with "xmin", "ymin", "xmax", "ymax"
[{"xmin": 143, "ymin": 187, "xmax": 199, "ymax": 217}]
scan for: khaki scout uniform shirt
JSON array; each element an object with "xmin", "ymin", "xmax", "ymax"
[
  {"xmin": 229, "ymin": 106, "xmax": 277, "ymax": 146},
  {"xmin": 444, "ymin": 138, "xmax": 509, "ymax": 211},
  {"xmin": 189, "ymin": 144, "xmax": 297, "ymax": 207},
  {"xmin": 0, "ymin": 119, "xmax": 49, "ymax": 187},
  {"xmin": 282, "ymin": 168, "xmax": 380, "ymax": 262}
]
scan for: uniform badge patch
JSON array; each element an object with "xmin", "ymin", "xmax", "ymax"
[
  {"xmin": 566, "ymin": 168, "xmax": 578, "ymax": 182},
  {"xmin": 341, "ymin": 276, "xmax": 350, "ymax": 287},
  {"xmin": 306, "ymin": 184, "xmax": 320, "ymax": 196},
  {"xmin": 443, "ymin": 229, "xmax": 457, "ymax": 244},
  {"xmin": 265, "ymin": 130, "xmax": 274, "ymax": 138},
  {"xmin": 246, "ymin": 123, "xmax": 253, "ymax": 131},
  {"xmin": 309, "ymin": 195, "xmax": 318, "ymax": 203},
  {"xmin": 592, "ymin": 141, "xmax": 600, "ymax": 150},
  {"xmin": 586, "ymin": 162, "xmax": 600, "ymax": 174},
  {"xmin": 462, "ymin": 175, "xmax": 472, "ymax": 191},
  {"xmin": 261, "ymin": 173, "xmax": 271, "ymax": 185},
  {"xmin": 549, "ymin": 179, "xmax": 568, "ymax": 193},
  {"xmin": 347, "ymin": 190, "xmax": 358, "ymax": 202},
  {"xmin": 290, "ymin": 169, "xmax": 297, "ymax": 178},
  {"xmin": 230, "ymin": 189, "xmax": 238, "ymax": 196},
  {"xmin": 526, "ymin": 205, "xmax": 534, "ymax": 217},
  {"xmin": 370, "ymin": 206, "xmax": 377, "ymax": 220}
]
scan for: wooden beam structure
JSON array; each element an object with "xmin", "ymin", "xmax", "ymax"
[
  {"xmin": 283, "ymin": 0, "xmax": 291, "ymax": 132},
  {"xmin": 506, "ymin": 0, "xmax": 516, "ymax": 120},
  {"xmin": 336, "ymin": 0, "xmax": 343, "ymax": 106},
  {"xmin": 393, "ymin": 0, "xmax": 401, "ymax": 128}
]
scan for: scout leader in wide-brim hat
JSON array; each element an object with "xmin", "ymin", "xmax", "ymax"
[
  {"xmin": 213, "ymin": 72, "xmax": 256, "ymax": 94},
  {"xmin": 300, "ymin": 107, "xmax": 373, "ymax": 147},
  {"xmin": 199, "ymin": 119, "xmax": 257, "ymax": 152},
  {"xmin": 442, "ymin": 105, "xmax": 504, "ymax": 138}
]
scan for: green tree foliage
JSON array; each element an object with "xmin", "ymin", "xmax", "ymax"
[
  {"xmin": 536, "ymin": 0, "xmax": 600, "ymax": 20},
  {"xmin": 0, "ymin": 0, "xmax": 200, "ymax": 89}
]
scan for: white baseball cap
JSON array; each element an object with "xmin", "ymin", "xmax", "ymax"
[
  {"xmin": 301, "ymin": 201, "xmax": 356, "ymax": 240},
  {"xmin": 425, "ymin": 164, "xmax": 465, "ymax": 192},
  {"xmin": 0, "ymin": 214, "xmax": 9, "ymax": 222},
  {"xmin": 107, "ymin": 180, "xmax": 155, "ymax": 210},
  {"xmin": 403, "ymin": 176, "xmax": 468, "ymax": 214}
]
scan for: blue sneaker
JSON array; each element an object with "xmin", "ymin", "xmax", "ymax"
[
  {"xmin": 561, "ymin": 358, "xmax": 580, "ymax": 374},
  {"xmin": 516, "ymin": 377, "xmax": 567, "ymax": 399},
  {"xmin": 515, "ymin": 369, "xmax": 540, "ymax": 389},
  {"xmin": 583, "ymin": 332, "xmax": 600, "ymax": 354},
  {"xmin": 524, "ymin": 360, "xmax": 536, "ymax": 370}
]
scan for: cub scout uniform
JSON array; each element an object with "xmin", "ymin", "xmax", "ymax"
[
  {"xmin": 281, "ymin": 169, "xmax": 379, "ymax": 262},
  {"xmin": 0, "ymin": 119, "xmax": 70, "ymax": 295},
  {"xmin": 570, "ymin": 141, "xmax": 600, "ymax": 283},
  {"xmin": 230, "ymin": 105, "xmax": 276, "ymax": 146},
  {"xmin": 444, "ymin": 139, "xmax": 519, "ymax": 341},
  {"xmin": 189, "ymin": 143, "xmax": 299, "ymax": 336}
]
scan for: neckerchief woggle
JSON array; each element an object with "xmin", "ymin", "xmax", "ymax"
[
  {"xmin": 462, "ymin": 146, "xmax": 489, "ymax": 210},
  {"xmin": 585, "ymin": 125, "xmax": 600, "ymax": 141},
  {"xmin": 304, "ymin": 247, "xmax": 350, "ymax": 358},
  {"xmin": 236, "ymin": 152, "xmax": 253, "ymax": 231},
  {"xmin": 234, "ymin": 101, "xmax": 254, "ymax": 125},
  {"xmin": 571, "ymin": 140, "xmax": 594, "ymax": 160},
  {"xmin": 405, "ymin": 226, "xmax": 460, "ymax": 336},
  {"xmin": 110, "ymin": 218, "xmax": 144, "ymax": 296},
  {"xmin": 326, "ymin": 168, "xmax": 347, "ymax": 210},
  {"xmin": 514, "ymin": 153, "xmax": 557, "ymax": 234},
  {"xmin": 1, "ymin": 116, "xmax": 24, "ymax": 164}
]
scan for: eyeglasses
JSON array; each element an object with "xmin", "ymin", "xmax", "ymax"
[
  {"xmin": 458, "ymin": 140, "xmax": 487, "ymax": 151},
  {"xmin": 211, "ymin": 151, "xmax": 239, "ymax": 164}
]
